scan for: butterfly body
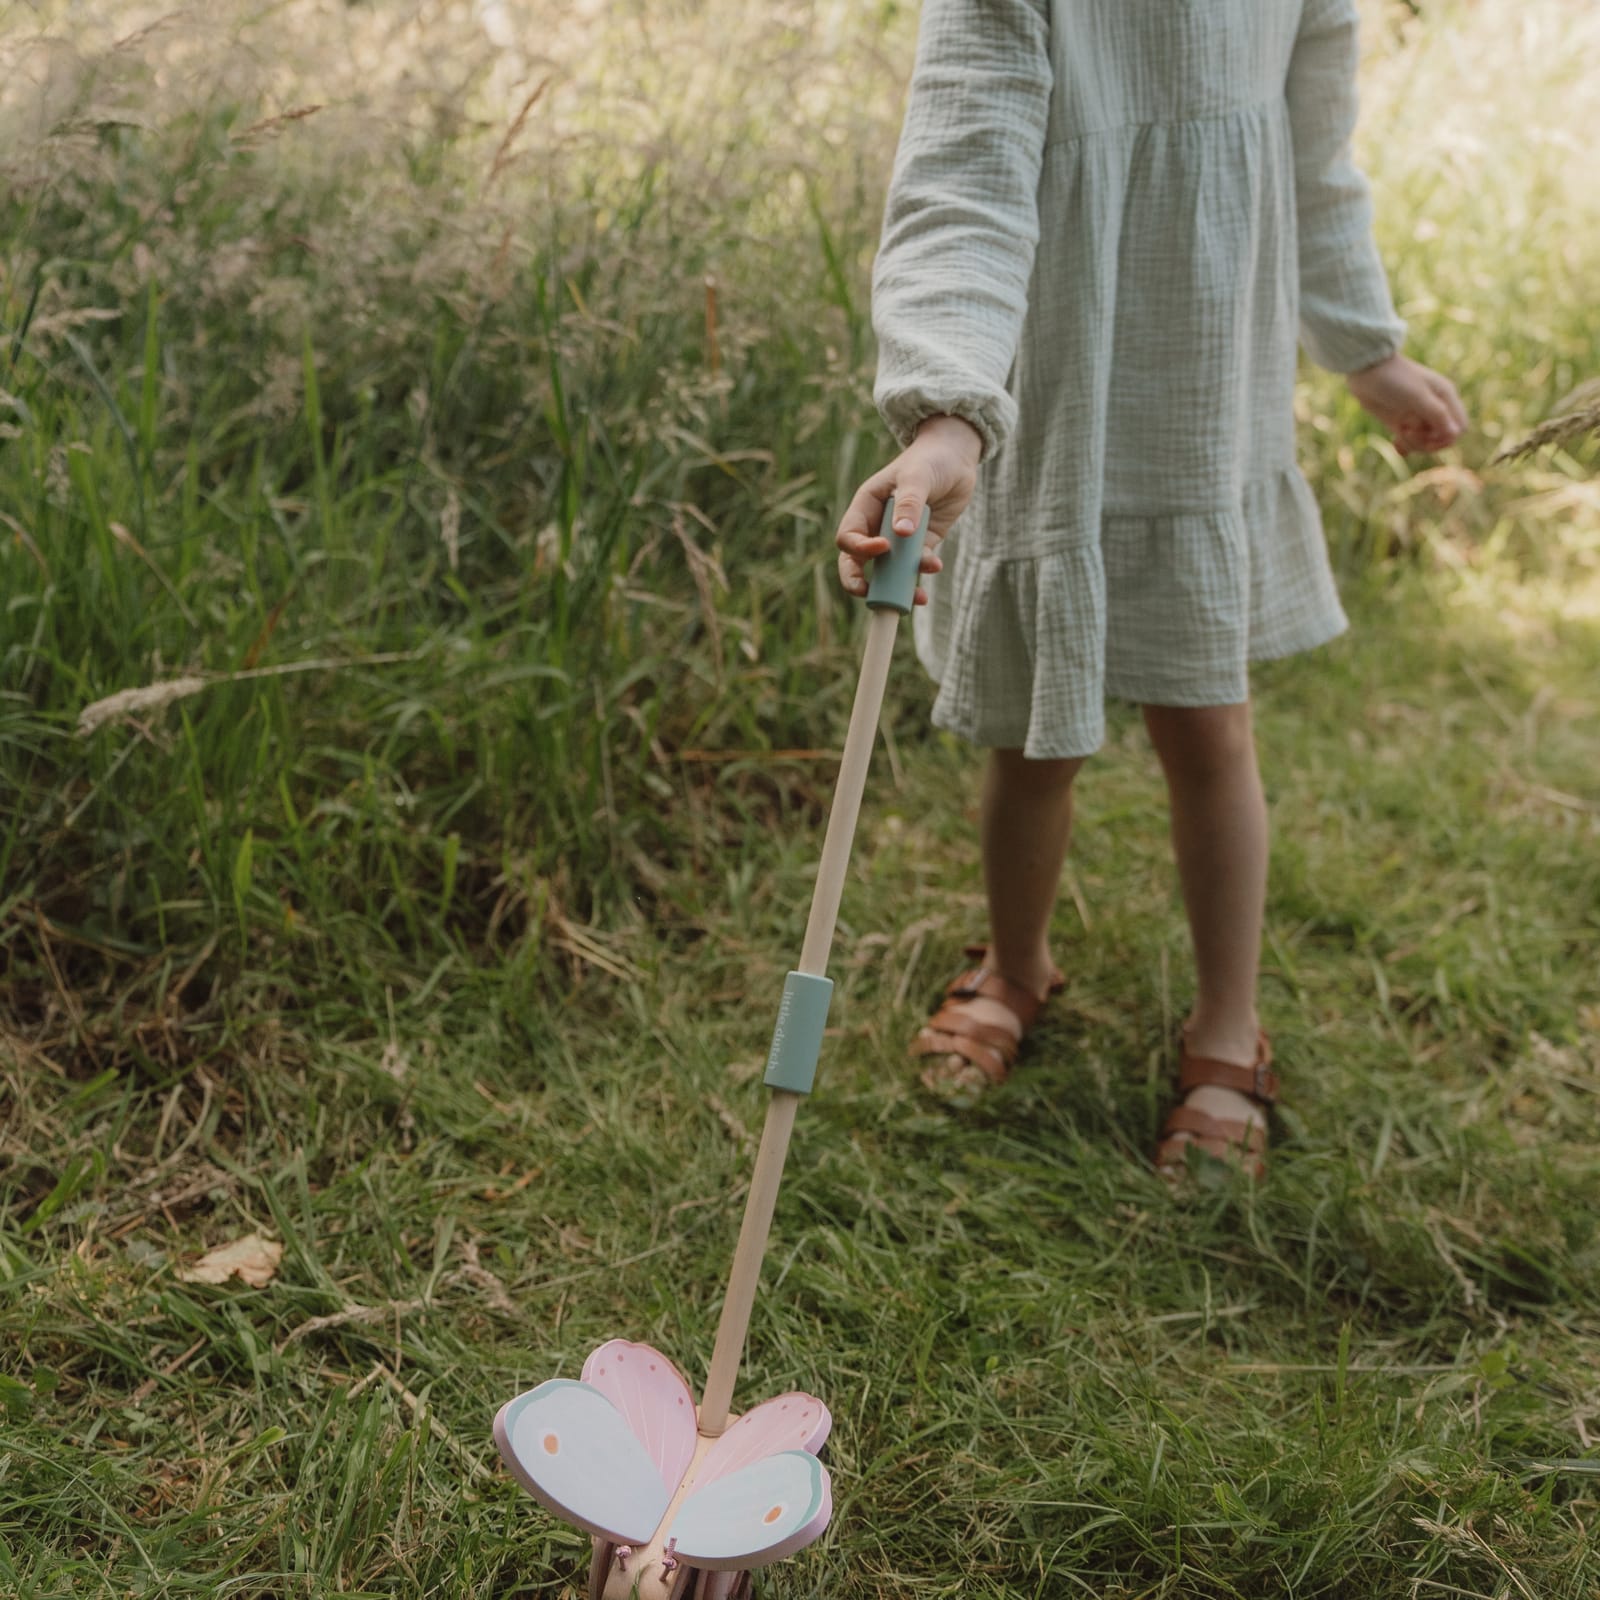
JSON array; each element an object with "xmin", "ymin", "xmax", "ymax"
[{"xmin": 494, "ymin": 1339, "xmax": 833, "ymax": 1596}]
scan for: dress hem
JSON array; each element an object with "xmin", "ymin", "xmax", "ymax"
[{"xmin": 925, "ymin": 603, "xmax": 1349, "ymax": 758}]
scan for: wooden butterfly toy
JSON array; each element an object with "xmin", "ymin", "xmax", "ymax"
[{"xmin": 493, "ymin": 504, "xmax": 930, "ymax": 1598}]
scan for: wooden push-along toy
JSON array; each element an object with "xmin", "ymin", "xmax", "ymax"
[{"xmin": 494, "ymin": 501, "xmax": 931, "ymax": 1598}]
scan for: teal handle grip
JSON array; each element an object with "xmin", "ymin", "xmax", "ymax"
[
  {"xmin": 865, "ymin": 497, "xmax": 930, "ymax": 615},
  {"xmin": 762, "ymin": 972, "xmax": 834, "ymax": 1095}
]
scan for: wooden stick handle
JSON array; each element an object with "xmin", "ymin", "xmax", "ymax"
[
  {"xmin": 698, "ymin": 607, "xmax": 901, "ymax": 1435},
  {"xmin": 798, "ymin": 609, "xmax": 899, "ymax": 979}
]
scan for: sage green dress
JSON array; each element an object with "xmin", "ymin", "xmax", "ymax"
[{"xmin": 871, "ymin": 0, "xmax": 1406, "ymax": 758}]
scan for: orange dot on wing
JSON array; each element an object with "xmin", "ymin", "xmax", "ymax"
[
  {"xmin": 543, "ymin": 1433, "xmax": 560, "ymax": 1454},
  {"xmin": 764, "ymin": 1505, "xmax": 784, "ymax": 1524}
]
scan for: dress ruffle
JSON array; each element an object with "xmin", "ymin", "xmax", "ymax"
[{"xmin": 913, "ymin": 466, "xmax": 1347, "ymax": 760}]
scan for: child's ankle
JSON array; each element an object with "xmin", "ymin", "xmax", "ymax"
[
  {"xmin": 1183, "ymin": 1007, "xmax": 1260, "ymax": 1065},
  {"xmin": 991, "ymin": 946, "xmax": 1058, "ymax": 999}
]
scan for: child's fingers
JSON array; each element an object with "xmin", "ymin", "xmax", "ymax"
[
  {"xmin": 838, "ymin": 538, "xmax": 941, "ymax": 596},
  {"xmin": 1406, "ymin": 373, "xmax": 1467, "ymax": 447},
  {"xmin": 1417, "ymin": 392, "xmax": 1454, "ymax": 435},
  {"xmin": 889, "ymin": 479, "xmax": 929, "ymax": 539},
  {"xmin": 835, "ymin": 478, "xmax": 892, "ymax": 553},
  {"xmin": 1396, "ymin": 414, "xmax": 1458, "ymax": 455},
  {"xmin": 837, "ymin": 551, "xmax": 869, "ymax": 598},
  {"xmin": 836, "ymin": 525, "xmax": 890, "ymax": 560},
  {"xmin": 837, "ymin": 533, "xmax": 942, "ymax": 601},
  {"xmin": 1431, "ymin": 375, "xmax": 1469, "ymax": 436},
  {"xmin": 1398, "ymin": 390, "xmax": 1459, "ymax": 453}
]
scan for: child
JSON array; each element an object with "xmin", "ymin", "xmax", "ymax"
[{"xmin": 835, "ymin": 0, "xmax": 1467, "ymax": 1177}]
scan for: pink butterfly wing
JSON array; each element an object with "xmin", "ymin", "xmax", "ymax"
[
  {"xmin": 579, "ymin": 1339, "xmax": 698, "ymax": 1498},
  {"xmin": 674, "ymin": 1388, "xmax": 832, "ymax": 1564},
  {"xmin": 697, "ymin": 1390, "xmax": 832, "ymax": 1487},
  {"xmin": 668, "ymin": 1450, "xmax": 832, "ymax": 1569}
]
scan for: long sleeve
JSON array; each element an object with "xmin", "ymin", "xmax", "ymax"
[
  {"xmin": 871, "ymin": 0, "xmax": 1053, "ymax": 464},
  {"xmin": 1285, "ymin": 0, "xmax": 1406, "ymax": 374}
]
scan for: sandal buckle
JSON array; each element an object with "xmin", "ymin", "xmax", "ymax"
[{"xmin": 1253, "ymin": 1063, "xmax": 1276, "ymax": 1103}]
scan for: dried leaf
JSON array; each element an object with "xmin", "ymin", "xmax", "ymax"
[
  {"xmin": 455, "ymin": 1238, "xmax": 517, "ymax": 1316},
  {"xmin": 177, "ymin": 1233, "xmax": 283, "ymax": 1287}
]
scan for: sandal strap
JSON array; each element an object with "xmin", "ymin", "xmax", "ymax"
[
  {"xmin": 1155, "ymin": 1129, "xmax": 1267, "ymax": 1181},
  {"xmin": 916, "ymin": 946, "xmax": 1064, "ymax": 1097},
  {"xmin": 944, "ymin": 967, "xmax": 1048, "ymax": 1028},
  {"xmin": 917, "ymin": 1004, "xmax": 1020, "ymax": 1057},
  {"xmin": 911, "ymin": 1028, "xmax": 1007, "ymax": 1082},
  {"xmin": 1159, "ymin": 1103, "xmax": 1267, "ymax": 1156},
  {"xmin": 1179, "ymin": 1030, "xmax": 1278, "ymax": 1106}
]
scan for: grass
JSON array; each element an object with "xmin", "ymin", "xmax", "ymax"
[
  {"xmin": 2, "ymin": 0, "xmax": 1599, "ymax": 1595},
  {"xmin": 4, "ymin": 577, "xmax": 1596, "ymax": 1599}
]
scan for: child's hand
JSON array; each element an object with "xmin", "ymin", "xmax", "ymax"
[
  {"xmin": 1346, "ymin": 353, "xmax": 1468, "ymax": 456},
  {"xmin": 834, "ymin": 414, "xmax": 983, "ymax": 606}
]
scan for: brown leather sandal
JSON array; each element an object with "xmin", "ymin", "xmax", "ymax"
[
  {"xmin": 912, "ymin": 943, "xmax": 1065, "ymax": 1102},
  {"xmin": 1154, "ymin": 1028, "xmax": 1279, "ymax": 1182}
]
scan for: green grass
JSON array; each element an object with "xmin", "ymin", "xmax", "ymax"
[
  {"xmin": 3, "ymin": 577, "xmax": 1596, "ymax": 1598},
  {"xmin": 2, "ymin": 0, "xmax": 1598, "ymax": 1595}
]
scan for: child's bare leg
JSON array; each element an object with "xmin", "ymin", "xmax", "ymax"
[
  {"xmin": 923, "ymin": 748, "xmax": 1083, "ymax": 1086},
  {"xmin": 984, "ymin": 747, "xmax": 1083, "ymax": 993},
  {"xmin": 1142, "ymin": 701, "xmax": 1269, "ymax": 1136}
]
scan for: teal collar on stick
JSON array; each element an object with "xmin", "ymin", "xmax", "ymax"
[{"xmin": 866, "ymin": 499, "xmax": 931, "ymax": 614}]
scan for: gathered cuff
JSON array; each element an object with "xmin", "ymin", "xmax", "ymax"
[
  {"xmin": 875, "ymin": 383, "xmax": 1016, "ymax": 466},
  {"xmin": 1300, "ymin": 314, "xmax": 1406, "ymax": 377}
]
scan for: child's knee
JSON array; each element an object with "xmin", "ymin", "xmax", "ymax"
[
  {"xmin": 1142, "ymin": 702, "xmax": 1256, "ymax": 782},
  {"xmin": 990, "ymin": 746, "xmax": 1086, "ymax": 793}
]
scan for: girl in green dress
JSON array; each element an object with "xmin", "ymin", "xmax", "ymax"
[{"xmin": 834, "ymin": 0, "xmax": 1467, "ymax": 1176}]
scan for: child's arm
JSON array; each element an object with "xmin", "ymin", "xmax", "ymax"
[
  {"xmin": 836, "ymin": 0, "xmax": 1051, "ymax": 601},
  {"xmin": 1286, "ymin": 0, "xmax": 1406, "ymax": 375},
  {"xmin": 870, "ymin": 0, "xmax": 1053, "ymax": 467},
  {"xmin": 1288, "ymin": 0, "xmax": 1466, "ymax": 453}
]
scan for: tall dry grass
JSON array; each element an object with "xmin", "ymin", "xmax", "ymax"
[
  {"xmin": 1, "ymin": 0, "xmax": 900, "ymax": 457},
  {"xmin": 3, "ymin": 0, "xmax": 1594, "ymax": 574},
  {"xmin": 0, "ymin": 0, "xmax": 928, "ymax": 1008},
  {"xmin": 1, "ymin": 0, "xmax": 1596, "ymax": 981}
]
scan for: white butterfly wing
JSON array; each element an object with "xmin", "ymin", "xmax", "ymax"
[
  {"xmin": 668, "ymin": 1450, "xmax": 832, "ymax": 1571},
  {"xmin": 493, "ymin": 1379, "xmax": 672, "ymax": 1544},
  {"xmin": 580, "ymin": 1339, "xmax": 698, "ymax": 1496}
]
